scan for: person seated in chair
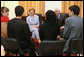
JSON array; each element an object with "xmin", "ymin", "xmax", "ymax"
[
  {"xmin": 7, "ymin": 6, "xmax": 36, "ymax": 56},
  {"xmin": 26, "ymin": 8, "xmax": 41, "ymax": 43},
  {"xmin": 63, "ymin": 5, "xmax": 83, "ymax": 53},
  {"xmin": 39, "ymin": 10, "xmax": 60, "ymax": 41},
  {"xmin": 54, "ymin": 8, "xmax": 66, "ymax": 38},
  {"xmin": 1, "ymin": 7, "xmax": 9, "ymax": 38}
]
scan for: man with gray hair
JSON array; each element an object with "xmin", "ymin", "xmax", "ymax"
[{"xmin": 54, "ymin": 8, "xmax": 66, "ymax": 38}]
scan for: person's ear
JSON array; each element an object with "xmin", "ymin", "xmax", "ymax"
[
  {"xmin": 72, "ymin": 11, "xmax": 74, "ymax": 15},
  {"xmin": 71, "ymin": 11, "xmax": 74, "ymax": 16},
  {"xmin": 1, "ymin": 12, "xmax": 3, "ymax": 14}
]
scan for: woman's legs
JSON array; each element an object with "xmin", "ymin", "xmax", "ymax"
[
  {"xmin": 32, "ymin": 28, "xmax": 40, "ymax": 40},
  {"xmin": 31, "ymin": 31, "xmax": 35, "ymax": 39},
  {"xmin": 32, "ymin": 28, "xmax": 41, "ymax": 43}
]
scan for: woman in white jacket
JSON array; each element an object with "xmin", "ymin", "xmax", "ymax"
[{"xmin": 26, "ymin": 8, "xmax": 41, "ymax": 43}]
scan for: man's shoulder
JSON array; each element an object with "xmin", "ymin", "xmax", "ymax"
[
  {"xmin": 9, "ymin": 18, "xmax": 20, "ymax": 22},
  {"xmin": 9, "ymin": 18, "xmax": 25, "ymax": 24},
  {"xmin": 68, "ymin": 15, "xmax": 82, "ymax": 20},
  {"xmin": 8, "ymin": 18, "xmax": 16, "ymax": 23},
  {"xmin": 65, "ymin": 17, "xmax": 73, "ymax": 23},
  {"xmin": 60, "ymin": 13, "xmax": 66, "ymax": 18},
  {"xmin": 60, "ymin": 13, "xmax": 64, "ymax": 16}
]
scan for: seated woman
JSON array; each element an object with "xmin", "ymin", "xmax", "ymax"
[
  {"xmin": 39, "ymin": 10, "xmax": 60, "ymax": 41},
  {"xmin": 1, "ymin": 7, "xmax": 9, "ymax": 38},
  {"xmin": 7, "ymin": 6, "xmax": 36, "ymax": 56},
  {"xmin": 26, "ymin": 8, "xmax": 41, "ymax": 43}
]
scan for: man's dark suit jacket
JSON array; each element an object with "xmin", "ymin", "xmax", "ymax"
[
  {"xmin": 7, "ymin": 18, "xmax": 35, "ymax": 56},
  {"xmin": 57, "ymin": 13, "xmax": 66, "ymax": 27}
]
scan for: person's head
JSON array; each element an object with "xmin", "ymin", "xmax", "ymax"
[
  {"xmin": 69, "ymin": 5, "xmax": 80, "ymax": 17},
  {"xmin": 1, "ymin": 7, "xmax": 9, "ymax": 17},
  {"xmin": 15, "ymin": 6, "xmax": 24, "ymax": 17},
  {"xmin": 45, "ymin": 10, "xmax": 57, "ymax": 25},
  {"xmin": 29, "ymin": 8, "xmax": 35, "ymax": 16},
  {"xmin": 54, "ymin": 8, "xmax": 60, "ymax": 16}
]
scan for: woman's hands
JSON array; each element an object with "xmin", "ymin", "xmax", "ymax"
[
  {"xmin": 60, "ymin": 26, "xmax": 64, "ymax": 30},
  {"xmin": 33, "ymin": 26, "xmax": 39, "ymax": 28}
]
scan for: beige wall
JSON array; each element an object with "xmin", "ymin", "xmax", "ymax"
[
  {"xmin": 1, "ymin": 1, "xmax": 18, "ymax": 20},
  {"xmin": 1, "ymin": 1, "xmax": 4, "ymax": 7},
  {"xmin": 1, "ymin": 1, "xmax": 83, "ymax": 19},
  {"xmin": 1, "ymin": 1, "xmax": 62, "ymax": 19},
  {"xmin": 45, "ymin": 1, "xmax": 62, "ymax": 13}
]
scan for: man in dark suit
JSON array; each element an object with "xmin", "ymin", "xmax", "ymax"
[
  {"xmin": 55, "ymin": 8, "xmax": 65, "ymax": 27},
  {"xmin": 63, "ymin": 5, "xmax": 83, "ymax": 53},
  {"xmin": 7, "ymin": 6, "xmax": 36, "ymax": 56},
  {"xmin": 54, "ymin": 8, "xmax": 66, "ymax": 38}
]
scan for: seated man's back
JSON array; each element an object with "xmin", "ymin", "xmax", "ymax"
[{"xmin": 7, "ymin": 18, "xmax": 35, "ymax": 55}]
